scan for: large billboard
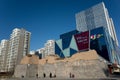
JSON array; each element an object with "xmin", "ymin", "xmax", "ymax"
[{"xmin": 74, "ymin": 31, "xmax": 89, "ymax": 51}]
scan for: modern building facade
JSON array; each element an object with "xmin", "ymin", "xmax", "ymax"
[
  {"xmin": 6, "ymin": 28, "xmax": 31, "ymax": 72},
  {"xmin": 0, "ymin": 40, "xmax": 9, "ymax": 72},
  {"xmin": 60, "ymin": 30, "xmax": 79, "ymax": 39},
  {"xmin": 75, "ymin": 2, "xmax": 118, "ymax": 46},
  {"xmin": 55, "ymin": 30, "xmax": 79, "ymax": 58},
  {"xmin": 75, "ymin": 2, "xmax": 119, "ymax": 64},
  {"xmin": 55, "ymin": 27, "xmax": 110, "ymax": 60},
  {"xmin": 56, "ymin": 27, "xmax": 119, "ymax": 63},
  {"xmin": 90, "ymin": 27, "xmax": 109, "ymax": 61}
]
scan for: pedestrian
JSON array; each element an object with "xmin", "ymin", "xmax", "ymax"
[
  {"xmin": 69, "ymin": 73, "xmax": 72, "ymax": 78},
  {"xmin": 50, "ymin": 72, "xmax": 52, "ymax": 78},
  {"xmin": 43, "ymin": 73, "xmax": 46, "ymax": 78},
  {"xmin": 36, "ymin": 74, "xmax": 38, "ymax": 78}
]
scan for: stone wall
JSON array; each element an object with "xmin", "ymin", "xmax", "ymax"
[
  {"xmin": 14, "ymin": 65, "xmax": 27, "ymax": 78},
  {"xmin": 14, "ymin": 50, "xmax": 108, "ymax": 79},
  {"xmin": 26, "ymin": 64, "xmax": 38, "ymax": 77},
  {"xmin": 37, "ymin": 59, "xmax": 108, "ymax": 79},
  {"xmin": 14, "ymin": 64, "xmax": 38, "ymax": 78},
  {"xmin": 70, "ymin": 60, "xmax": 108, "ymax": 79}
]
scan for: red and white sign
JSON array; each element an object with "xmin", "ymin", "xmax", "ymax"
[{"xmin": 74, "ymin": 31, "xmax": 89, "ymax": 51}]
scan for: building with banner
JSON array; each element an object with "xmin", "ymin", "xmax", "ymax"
[
  {"xmin": 75, "ymin": 2, "xmax": 119, "ymax": 64},
  {"xmin": 55, "ymin": 27, "xmax": 112, "ymax": 62},
  {"xmin": 55, "ymin": 2, "xmax": 120, "ymax": 66},
  {"xmin": 75, "ymin": 2, "xmax": 118, "ymax": 47}
]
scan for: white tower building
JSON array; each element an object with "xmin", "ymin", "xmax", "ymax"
[
  {"xmin": 44, "ymin": 40, "xmax": 55, "ymax": 57},
  {"xmin": 0, "ymin": 40, "xmax": 9, "ymax": 72},
  {"xmin": 6, "ymin": 28, "xmax": 31, "ymax": 72}
]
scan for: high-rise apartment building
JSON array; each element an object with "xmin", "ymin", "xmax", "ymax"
[
  {"xmin": 75, "ymin": 2, "xmax": 118, "ymax": 46},
  {"xmin": 44, "ymin": 40, "xmax": 55, "ymax": 56},
  {"xmin": 6, "ymin": 28, "xmax": 31, "ymax": 72},
  {"xmin": 0, "ymin": 40, "xmax": 9, "ymax": 72},
  {"xmin": 34, "ymin": 40, "xmax": 55, "ymax": 59}
]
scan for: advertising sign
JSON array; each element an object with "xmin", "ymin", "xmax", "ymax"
[{"xmin": 74, "ymin": 31, "xmax": 89, "ymax": 51}]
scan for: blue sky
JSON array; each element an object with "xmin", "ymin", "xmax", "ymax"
[{"xmin": 0, "ymin": 0, "xmax": 120, "ymax": 50}]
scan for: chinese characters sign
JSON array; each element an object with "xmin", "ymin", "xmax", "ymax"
[{"xmin": 74, "ymin": 31, "xmax": 89, "ymax": 51}]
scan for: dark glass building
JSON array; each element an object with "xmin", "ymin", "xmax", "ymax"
[
  {"xmin": 90, "ymin": 27, "xmax": 109, "ymax": 61},
  {"xmin": 60, "ymin": 30, "xmax": 79, "ymax": 39},
  {"xmin": 55, "ymin": 27, "xmax": 113, "ymax": 62}
]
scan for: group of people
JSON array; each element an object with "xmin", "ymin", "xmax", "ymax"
[
  {"xmin": 69, "ymin": 73, "xmax": 75, "ymax": 78},
  {"xmin": 36, "ymin": 72, "xmax": 75, "ymax": 78},
  {"xmin": 43, "ymin": 73, "xmax": 56, "ymax": 78}
]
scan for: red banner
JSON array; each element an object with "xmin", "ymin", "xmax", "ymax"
[{"xmin": 74, "ymin": 31, "xmax": 89, "ymax": 51}]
